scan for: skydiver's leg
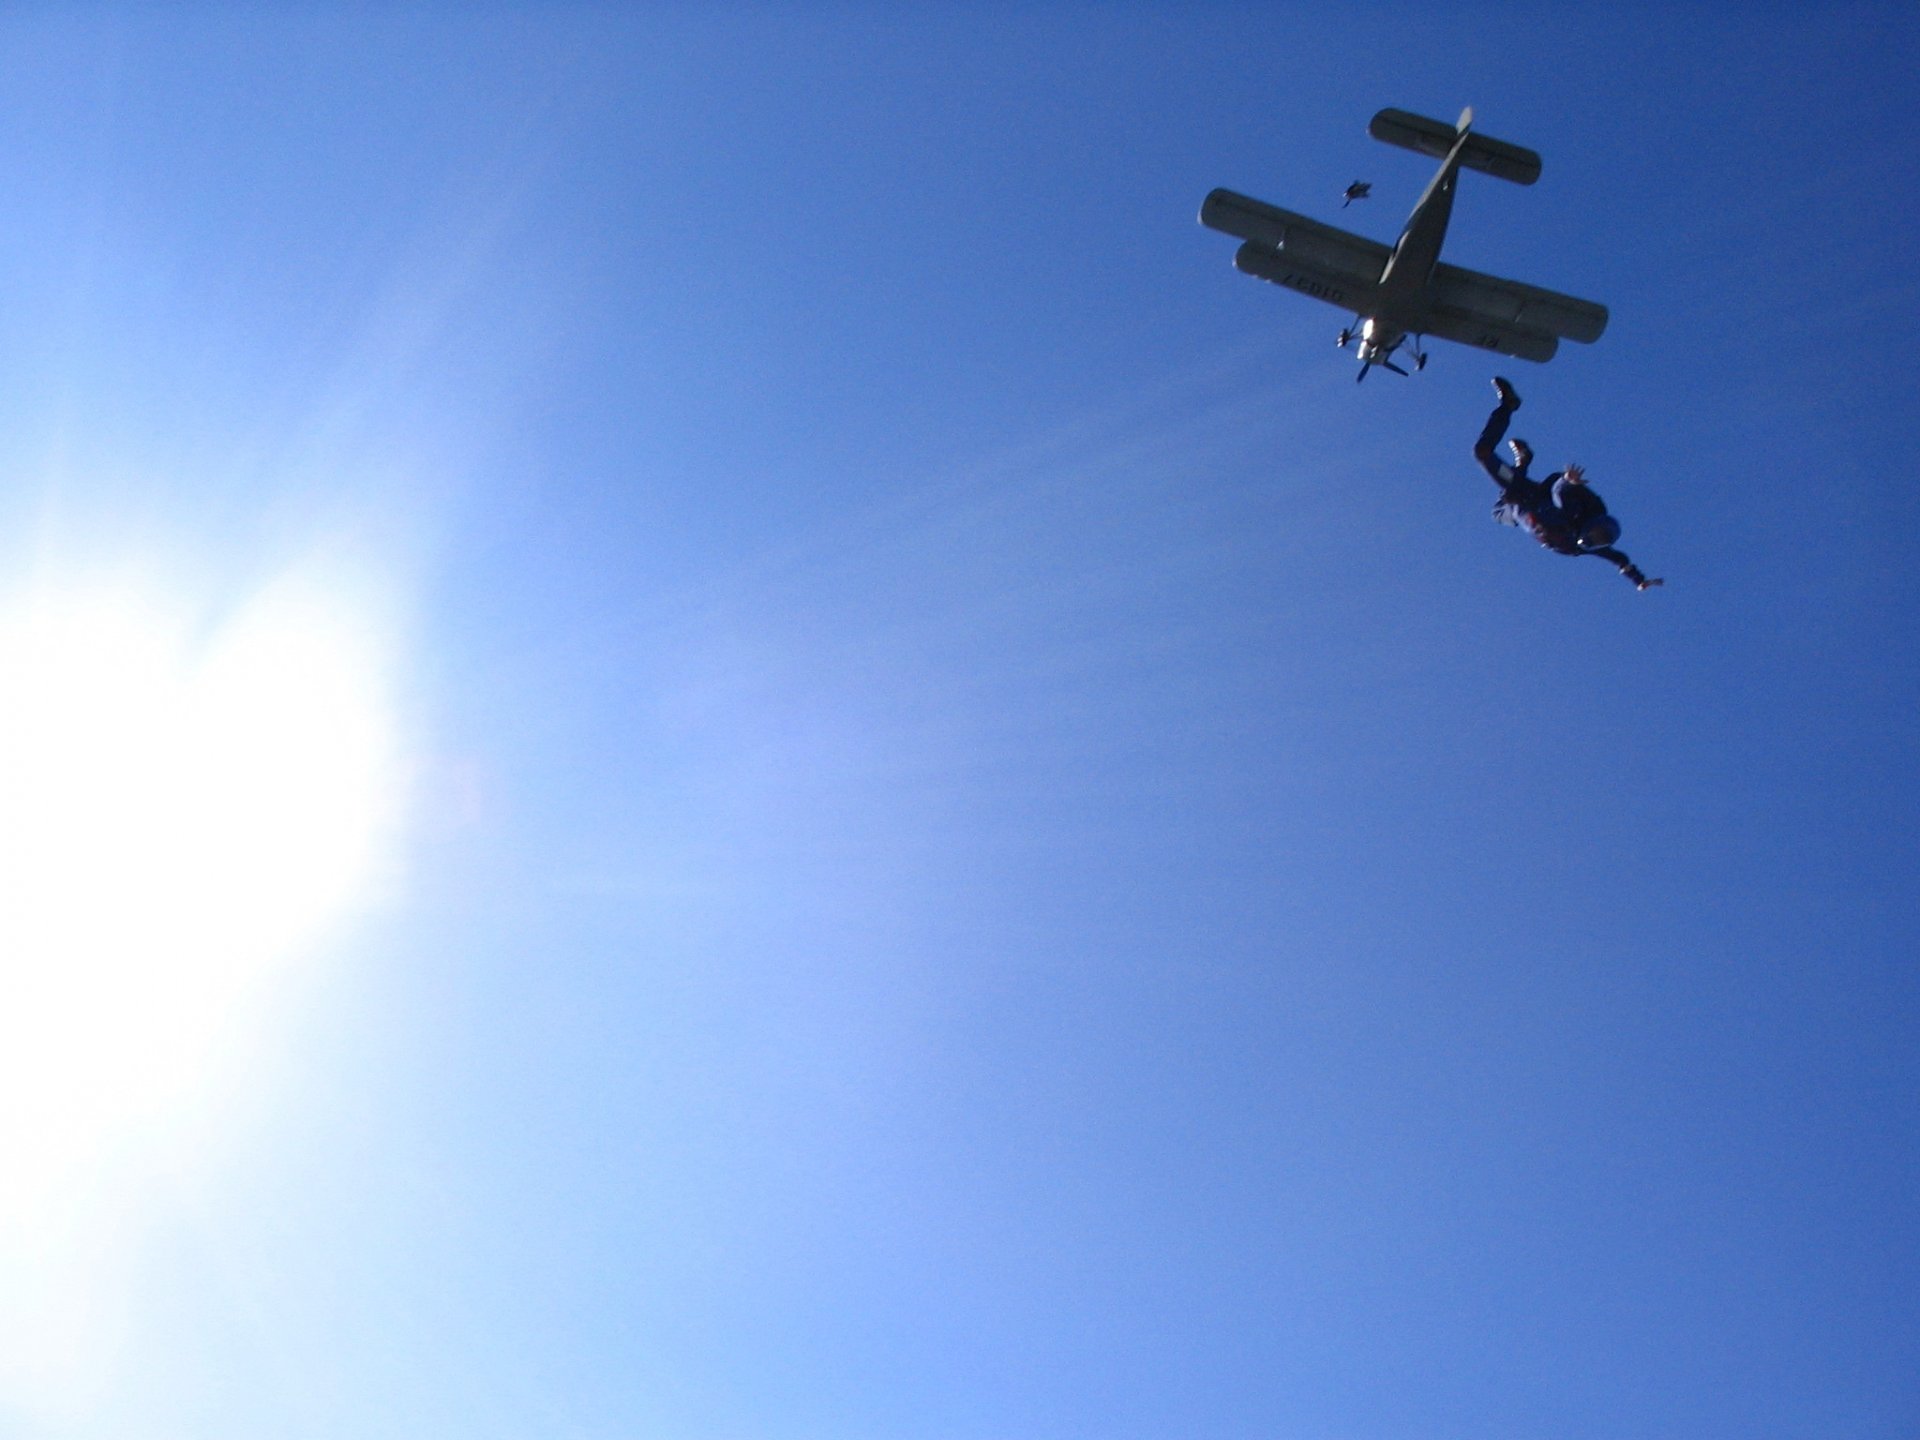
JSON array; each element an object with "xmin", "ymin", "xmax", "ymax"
[
  {"xmin": 1587, "ymin": 546, "xmax": 1660, "ymax": 589},
  {"xmin": 1474, "ymin": 389, "xmax": 1520, "ymax": 486}
]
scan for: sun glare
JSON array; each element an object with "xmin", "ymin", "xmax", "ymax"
[{"xmin": 0, "ymin": 567, "xmax": 405, "ymax": 1214}]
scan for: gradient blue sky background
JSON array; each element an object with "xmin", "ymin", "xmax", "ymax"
[{"xmin": 0, "ymin": 6, "xmax": 1915, "ymax": 1439}]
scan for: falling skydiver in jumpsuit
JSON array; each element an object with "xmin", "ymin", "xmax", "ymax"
[{"xmin": 1473, "ymin": 377, "xmax": 1663, "ymax": 591}]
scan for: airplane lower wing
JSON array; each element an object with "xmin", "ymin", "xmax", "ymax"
[
  {"xmin": 1201, "ymin": 189, "xmax": 1389, "ymax": 289},
  {"xmin": 1427, "ymin": 262, "xmax": 1609, "ymax": 344},
  {"xmin": 1419, "ymin": 307, "xmax": 1560, "ymax": 363},
  {"xmin": 1232, "ymin": 240, "xmax": 1382, "ymax": 314},
  {"xmin": 1201, "ymin": 182, "xmax": 1603, "ymax": 367}
]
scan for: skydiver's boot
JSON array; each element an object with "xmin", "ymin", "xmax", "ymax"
[{"xmin": 1492, "ymin": 376, "xmax": 1521, "ymax": 410}]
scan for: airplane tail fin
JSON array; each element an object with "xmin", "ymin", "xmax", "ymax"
[{"xmin": 1369, "ymin": 107, "xmax": 1541, "ymax": 185}]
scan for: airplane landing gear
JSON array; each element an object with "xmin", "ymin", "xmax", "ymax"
[{"xmin": 1336, "ymin": 329, "xmax": 1353, "ymax": 348}]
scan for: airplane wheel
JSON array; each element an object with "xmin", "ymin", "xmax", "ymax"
[
  {"xmin": 1415, "ymin": 354, "xmax": 1427, "ymax": 370},
  {"xmin": 1337, "ymin": 330, "xmax": 1351, "ymax": 348}
]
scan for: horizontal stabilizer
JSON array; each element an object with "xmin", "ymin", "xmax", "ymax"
[{"xmin": 1368, "ymin": 107, "xmax": 1542, "ymax": 185}]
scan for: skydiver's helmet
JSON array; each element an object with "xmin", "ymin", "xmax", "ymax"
[
  {"xmin": 1507, "ymin": 438, "xmax": 1534, "ymax": 470},
  {"xmin": 1578, "ymin": 516, "xmax": 1623, "ymax": 550}
]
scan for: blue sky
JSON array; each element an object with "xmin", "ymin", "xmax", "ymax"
[{"xmin": 0, "ymin": 6, "xmax": 1914, "ymax": 1439}]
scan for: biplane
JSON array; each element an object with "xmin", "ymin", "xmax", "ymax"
[{"xmin": 1201, "ymin": 108, "xmax": 1608, "ymax": 381}]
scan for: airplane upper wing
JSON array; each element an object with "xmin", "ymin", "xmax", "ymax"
[
  {"xmin": 1426, "ymin": 261, "xmax": 1609, "ymax": 344},
  {"xmin": 1200, "ymin": 189, "xmax": 1389, "ymax": 289}
]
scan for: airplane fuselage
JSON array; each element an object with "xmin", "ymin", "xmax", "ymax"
[{"xmin": 1354, "ymin": 127, "xmax": 1473, "ymax": 368}]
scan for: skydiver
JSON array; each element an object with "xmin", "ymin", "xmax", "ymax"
[
  {"xmin": 1341, "ymin": 181, "xmax": 1371, "ymax": 207},
  {"xmin": 1473, "ymin": 377, "xmax": 1663, "ymax": 591}
]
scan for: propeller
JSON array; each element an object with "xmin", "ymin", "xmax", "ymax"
[{"xmin": 1357, "ymin": 357, "xmax": 1410, "ymax": 382}]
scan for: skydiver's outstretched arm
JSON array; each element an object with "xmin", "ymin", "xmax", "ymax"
[{"xmin": 1586, "ymin": 547, "xmax": 1664, "ymax": 590}]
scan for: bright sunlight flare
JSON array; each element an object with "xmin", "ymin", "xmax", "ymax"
[{"xmin": 0, "ymin": 564, "xmax": 405, "ymax": 1213}]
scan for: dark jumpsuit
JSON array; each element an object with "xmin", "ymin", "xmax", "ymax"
[{"xmin": 1473, "ymin": 396, "xmax": 1653, "ymax": 588}]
